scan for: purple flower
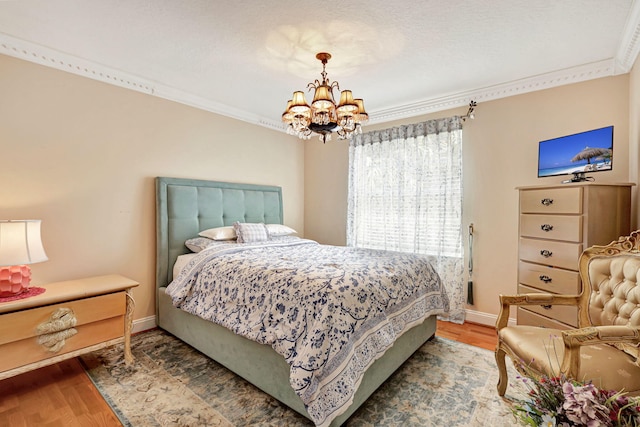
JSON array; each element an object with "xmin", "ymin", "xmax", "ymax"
[
  {"xmin": 512, "ymin": 360, "xmax": 640, "ymax": 427},
  {"xmin": 562, "ymin": 382, "xmax": 609, "ymax": 426}
]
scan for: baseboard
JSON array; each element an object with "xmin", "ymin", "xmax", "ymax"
[
  {"xmin": 132, "ymin": 315, "xmax": 157, "ymax": 333},
  {"xmin": 465, "ymin": 308, "xmax": 516, "ymax": 327}
]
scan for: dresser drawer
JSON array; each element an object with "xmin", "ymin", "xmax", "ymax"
[
  {"xmin": 520, "ymin": 214, "xmax": 582, "ymax": 242},
  {"xmin": 520, "ymin": 187, "xmax": 582, "ymax": 214},
  {"xmin": 517, "ymin": 307, "xmax": 573, "ymax": 329},
  {"xmin": 518, "ymin": 284, "xmax": 578, "ymax": 327},
  {"xmin": 519, "ymin": 237, "xmax": 582, "ymax": 270},
  {"xmin": 0, "ymin": 292, "xmax": 125, "ymax": 372},
  {"xmin": 518, "ymin": 261, "xmax": 580, "ymax": 294}
]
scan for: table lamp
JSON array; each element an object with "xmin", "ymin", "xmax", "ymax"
[{"xmin": 0, "ymin": 220, "xmax": 48, "ymax": 297}]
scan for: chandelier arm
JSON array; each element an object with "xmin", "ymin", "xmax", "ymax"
[{"xmin": 308, "ymin": 80, "xmax": 322, "ymax": 90}]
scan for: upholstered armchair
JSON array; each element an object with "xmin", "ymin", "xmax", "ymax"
[{"xmin": 495, "ymin": 230, "xmax": 640, "ymax": 397}]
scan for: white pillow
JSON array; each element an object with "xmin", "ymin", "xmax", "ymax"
[
  {"xmin": 233, "ymin": 222, "xmax": 270, "ymax": 243},
  {"xmin": 199, "ymin": 226, "xmax": 236, "ymax": 241},
  {"xmin": 265, "ymin": 224, "xmax": 298, "ymax": 236}
]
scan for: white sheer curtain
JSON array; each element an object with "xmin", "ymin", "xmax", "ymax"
[{"xmin": 347, "ymin": 117, "xmax": 465, "ymax": 323}]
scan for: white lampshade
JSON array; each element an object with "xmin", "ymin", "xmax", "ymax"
[{"xmin": 0, "ymin": 220, "xmax": 48, "ymax": 266}]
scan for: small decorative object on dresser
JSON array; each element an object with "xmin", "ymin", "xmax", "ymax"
[
  {"xmin": 516, "ymin": 182, "xmax": 633, "ymax": 329},
  {"xmin": 0, "ymin": 220, "xmax": 48, "ymax": 297},
  {"xmin": 0, "ymin": 274, "xmax": 138, "ymax": 380}
]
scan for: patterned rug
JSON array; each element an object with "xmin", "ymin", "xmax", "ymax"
[{"xmin": 79, "ymin": 328, "xmax": 526, "ymax": 427}]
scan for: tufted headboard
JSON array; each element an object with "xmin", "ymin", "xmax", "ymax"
[{"xmin": 155, "ymin": 177, "xmax": 283, "ymax": 288}]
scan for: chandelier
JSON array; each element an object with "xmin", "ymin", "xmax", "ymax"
[{"xmin": 282, "ymin": 52, "xmax": 368, "ymax": 143}]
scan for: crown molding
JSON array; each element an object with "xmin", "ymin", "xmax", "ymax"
[
  {"xmin": 0, "ymin": 33, "xmax": 278, "ymax": 129},
  {"xmin": 152, "ymin": 83, "xmax": 277, "ymax": 130},
  {"xmin": 0, "ymin": 33, "xmax": 155, "ymax": 94},
  {"xmin": 615, "ymin": 0, "xmax": 640, "ymax": 73},
  {"xmin": 0, "ymin": 30, "xmax": 634, "ymax": 133},
  {"xmin": 368, "ymin": 59, "xmax": 617, "ymax": 124}
]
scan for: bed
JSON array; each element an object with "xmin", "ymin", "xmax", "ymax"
[{"xmin": 155, "ymin": 176, "xmax": 448, "ymax": 427}]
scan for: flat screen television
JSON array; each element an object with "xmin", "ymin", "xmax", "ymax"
[{"xmin": 538, "ymin": 125, "xmax": 613, "ymax": 182}]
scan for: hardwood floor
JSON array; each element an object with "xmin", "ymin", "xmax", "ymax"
[
  {"xmin": 436, "ymin": 319, "xmax": 498, "ymax": 351},
  {"xmin": 0, "ymin": 321, "xmax": 497, "ymax": 426},
  {"xmin": 0, "ymin": 359, "xmax": 121, "ymax": 427}
]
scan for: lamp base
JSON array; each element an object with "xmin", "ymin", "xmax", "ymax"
[{"xmin": 0, "ymin": 265, "xmax": 32, "ymax": 297}]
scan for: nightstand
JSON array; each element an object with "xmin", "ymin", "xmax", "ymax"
[{"xmin": 0, "ymin": 274, "xmax": 138, "ymax": 380}]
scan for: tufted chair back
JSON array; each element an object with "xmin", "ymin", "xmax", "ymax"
[
  {"xmin": 576, "ymin": 235, "xmax": 640, "ymax": 363},
  {"xmin": 584, "ymin": 256, "xmax": 640, "ymax": 328}
]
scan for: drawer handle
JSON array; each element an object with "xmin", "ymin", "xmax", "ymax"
[
  {"xmin": 541, "ymin": 304, "xmax": 552, "ymax": 310},
  {"xmin": 540, "ymin": 198, "xmax": 554, "ymax": 206},
  {"xmin": 539, "ymin": 275, "xmax": 552, "ymax": 283},
  {"xmin": 540, "ymin": 249, "xmax": 553, "ymax": 258},
  {"xmin": 540, "ymin": 224, "xmax": 554, "ymax": 232},
  {"xmin": 36, "ymin": 307, "xmax": 78, "ymax": 353}
]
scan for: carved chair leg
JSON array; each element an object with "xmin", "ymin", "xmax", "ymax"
[{"xmin": 495, "ymin": 345, "xmax": 508, "ymax": 396}]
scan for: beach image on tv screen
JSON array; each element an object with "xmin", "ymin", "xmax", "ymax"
[{"xmin": 538, "ymin": 126, "xmax": 613, "ymax": 178}]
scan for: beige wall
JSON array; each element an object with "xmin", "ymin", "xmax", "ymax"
[
  {"xmin": 0, "ymin": 54, "xmax": 304, "ymax": 323},
  {"xmin": 629, "ymin": 56, "xmax": 640, "ymax": 227},
  {"xmin": 305, "ymin": 75, "xmax": 632, "ymax": 321}
]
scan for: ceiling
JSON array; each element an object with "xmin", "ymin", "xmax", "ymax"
[{"xmin": 1, "ymin": 1, "xmax": 639, "ymax": 132}]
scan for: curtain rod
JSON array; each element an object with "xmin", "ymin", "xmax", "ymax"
[{"xmin": 462, "ymin": 100, "xmax": 477, "ymax": 122}]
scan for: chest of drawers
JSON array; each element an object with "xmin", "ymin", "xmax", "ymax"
[{"xmin": 517, "ymin": 183, "xmax": 632, "ymax": 329}]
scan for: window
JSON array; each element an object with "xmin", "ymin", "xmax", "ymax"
[{"xmin": 348, "ymin": 118, "xmax": 462, "ymax": 257}]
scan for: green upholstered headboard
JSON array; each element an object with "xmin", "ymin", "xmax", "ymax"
[{"xmin": 155, "ymin": 177, "xmax": 283, "ymax": 288}]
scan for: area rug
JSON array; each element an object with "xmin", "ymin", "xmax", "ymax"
[{"xmin": 79, "ymin": 328, "xmax": 526, "ymax": 427}]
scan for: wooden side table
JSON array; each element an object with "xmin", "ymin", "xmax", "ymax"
[{"xmin": 0, "ymin": 274, "xmax": 139, "ymax": 380}]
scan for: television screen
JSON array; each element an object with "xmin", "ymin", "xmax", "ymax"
[{"xmin": 538, "ymin": 126, "xmax": 613, "ymax": 179}]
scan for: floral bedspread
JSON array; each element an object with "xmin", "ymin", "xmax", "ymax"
[{"xmin": 166, "ymin": 237, "xmax": 449, "ymax": 427}]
